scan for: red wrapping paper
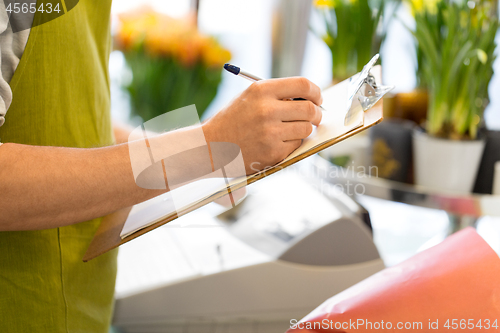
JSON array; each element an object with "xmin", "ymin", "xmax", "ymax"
[{"xmin": 287, "ymin": 228, "xmax": 500, "ymax": 333}]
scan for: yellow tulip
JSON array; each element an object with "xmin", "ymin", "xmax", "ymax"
[
  {"xmin": 406, "ymin": 0, "xmax": 441, "ymax": 16},
  {"xmin": 116, "ymin": 7, "xmax": 231, "ymax": 68},
  {"xmin": 315, "ymin": 0, "xmax": 336, "ymax": 8},
  {"xmin": 477, "ymin": 49, "xmax": 488, "ymax": 64}
]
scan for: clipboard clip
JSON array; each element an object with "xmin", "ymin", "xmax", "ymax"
[{"xmin": 344, "ymin": 54, "xmax": 394, "ymax": 125}]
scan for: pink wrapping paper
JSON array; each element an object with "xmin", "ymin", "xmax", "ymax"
[{"xmin": 287, "ymin": 228, "xmax": 500, "ymax": 333}]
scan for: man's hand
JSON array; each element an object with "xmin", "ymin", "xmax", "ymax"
[{"xmin": 203, "ymin": 77, "xmax": 323, "ymax": 174}]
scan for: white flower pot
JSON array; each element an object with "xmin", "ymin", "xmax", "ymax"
[{"xmin": 413, "ymin": 130, "xmax": 486, "ymax": 194}]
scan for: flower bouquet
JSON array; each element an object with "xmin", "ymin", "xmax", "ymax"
[{"xmin": 115, "ymin": 7, "xmax": 231, "ymax": 121}]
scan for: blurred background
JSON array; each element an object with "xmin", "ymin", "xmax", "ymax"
[
  {"xmin": 109, "ymin": 0, "xmax": 500, "ymax": 265},
  {"xmin": 108, "ymin": 1, "xmax": 500, "ymax": 331}
]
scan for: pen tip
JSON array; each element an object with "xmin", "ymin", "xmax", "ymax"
[{"xmin": 223, "ymin": 63, "xmax": 240, "ymax": 75}]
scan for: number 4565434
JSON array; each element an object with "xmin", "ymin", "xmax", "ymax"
[
  {"xmin": 444, "ymin": 319, "xmax": 499, "ymax": 330},
  {"xmin": 6, "ymin": 2, "xmax": 61, "ymax": 14}
]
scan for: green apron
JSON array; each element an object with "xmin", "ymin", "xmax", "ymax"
[{"xmin": 0, "ymin": 1, "xmax": 117, "ymax": 332}]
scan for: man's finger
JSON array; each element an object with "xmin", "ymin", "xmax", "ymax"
[
  {"xmin": 277, "ymin": 100, "xmax": 322, "ymax": 126},
  {"xmin": 257, "ymin": 77, "xmax": 323, "ymax": 105}
]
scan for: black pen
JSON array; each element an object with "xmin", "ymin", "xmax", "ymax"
[
  {"xmin": 223, "ymin": 63, "xmax": 323, "ymax": 107},
  {"xmin": 224, "ymin": 64, "xmax": 263, "ymax": 82}
]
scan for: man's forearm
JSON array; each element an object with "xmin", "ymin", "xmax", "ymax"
[
  {"xmin": 0, "ymin": 123, "xmax": 239, "ymax": 231},
  {"xmin": 0, "ymin": 141, "xmax": 166, "ymax": 231}
]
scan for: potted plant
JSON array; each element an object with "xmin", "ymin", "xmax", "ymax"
[
  {"xmin": 408, "ymin": 0, "xmax": 498, "ymax": 193},
  {"xmin": 115, "ymin": 7, "xmax": 231, "ymax": 122},
  {"xmin": 313, "ymin": 0, "xmax": 396, "ymax": 82},
  {"xmin": 314, "ymin": 0, "xmax": 415, "ymax": 178}
]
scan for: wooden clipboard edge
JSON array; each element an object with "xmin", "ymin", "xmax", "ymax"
[{"xmin": 83, "ymin": 104, "xmax": 383, "ymax": 262}]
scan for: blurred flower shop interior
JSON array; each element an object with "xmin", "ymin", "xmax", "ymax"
[{"xmin": 110, "ymin": 0, "xmax": 500, "ymax": 296}]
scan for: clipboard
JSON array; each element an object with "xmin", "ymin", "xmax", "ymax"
[{"xmin": 83, "ymin": 62, "xmax": 390, "ymax": 262}]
